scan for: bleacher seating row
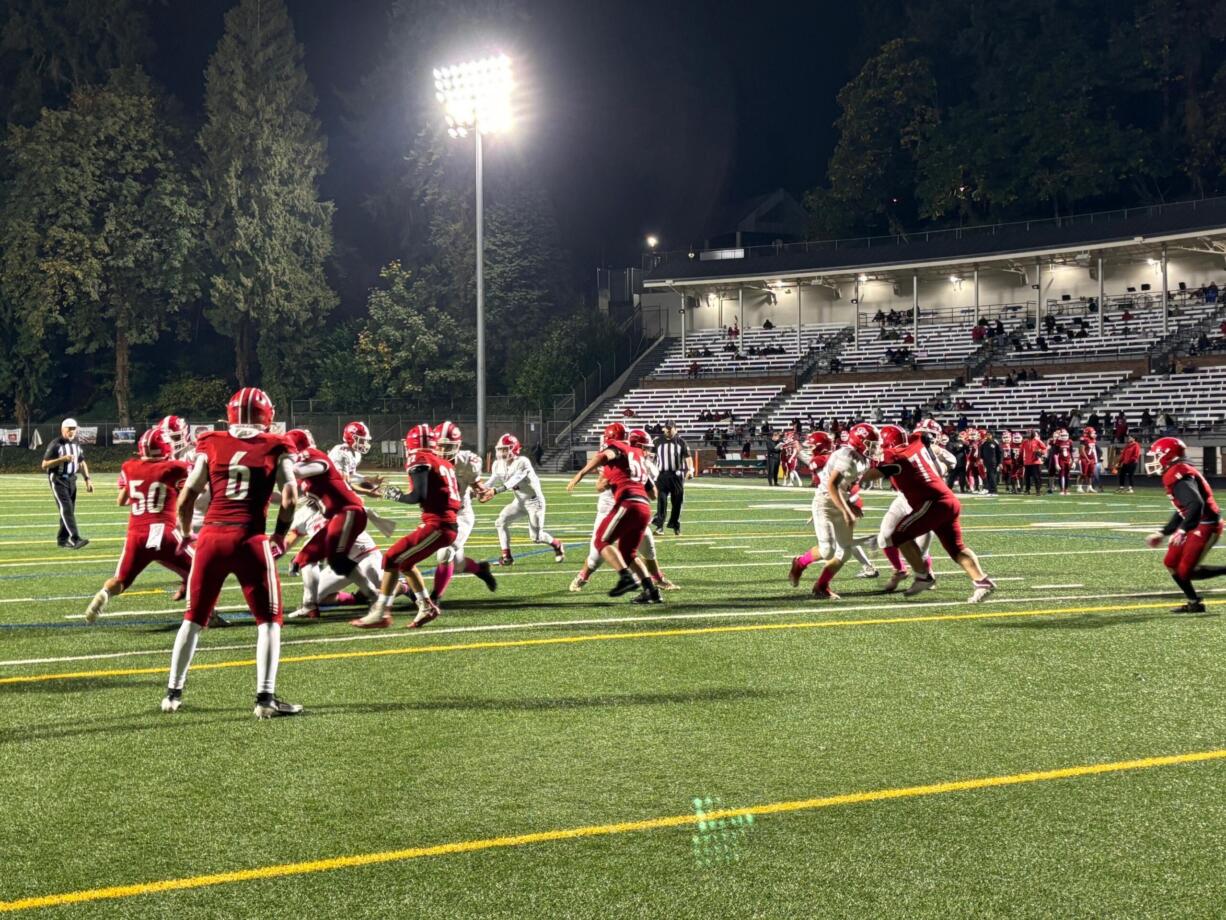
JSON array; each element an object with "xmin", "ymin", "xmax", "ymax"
[
  {"xmin": 839, "ymin": 319, "xmax": 1024, "ymax": 371},
  {"xmin": 1091, "ymin": 365, "xmax": 1226, "ymax": 430},
  {"xmin": 585, "ymin": 386, "xmax": 784, "ymax": 442},
  {"xmin": 944, "ymin": 372, "xmax": 1130, "ymax": 432},
  {"xmin": 766, "ymin": 378, "xmax": 953, "ymax": 430},
  {"xmin": 650, "ymin": 323, "xmax": 848, "ymax": 379}
]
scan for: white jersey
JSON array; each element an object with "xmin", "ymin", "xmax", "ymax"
[
  {"xmin": 486, "ymin": 455, "xmax": 543, "ymax": 502},
  {"xmin": 817, "ymin": 446, "xmax": 871, "ymax": 503},
  {"xmin": 328, "ymin": 444, "xmax": 362, "ymax": 481},
  {"xmin": 452, "ymin": 449, "xmax": 483, "ymax": 512}
]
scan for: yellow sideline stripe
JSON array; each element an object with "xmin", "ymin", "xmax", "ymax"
[
  {"xmin": 1, "ymin": 748, "xmax": 1222, "ymax": 913},
  {"xmin": 1, "ymin": 599, "xmax": 1216, "ymax": 687}
]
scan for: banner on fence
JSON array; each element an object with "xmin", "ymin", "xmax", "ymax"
[
  {"xmin": 77, "ymin": 427, "xmax": 99, "ymax": 445},
  {"xmin": 0, "ymin": 428, "xmax": 21, "ymax": 447},
  {"xmin": 112, "ymin": 427, "xmax": 136, "ymax": 444}
]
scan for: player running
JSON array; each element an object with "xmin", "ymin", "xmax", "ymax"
[
  {"xmin": 162, "ymin": 387, "xmax": 302, "ymax": 718},
  {"xmin": 431, "ymin": 420, "xmax": 497, "ymax": 602},
  {"xmin": 567, "ymin": 422, "xmax": 661, "ymax": 604},
  {"xmin": 84, "ymin": 428, "xmax": 194, "ymax": 624},
  {"xmin": 865, "ymin": 422, "xmax": 996, "ymax": 603},
  {"xmin": 479, "ymin": 433, "xmax": 565, "ymax": 565},
  {"xmin": 352, "ymin": 424, "xmax": 461, "ymax": 629},
  {"xmin": 569, "ymin": 428, "xmax": 676, "ymax": 593},
  {"xmin": 787, "ymin": 422, "xmax": 879, "ymax": 600},
  {"xmin": 1144, "ymin": 436, "xmax": 1226, "ymax": 613}
]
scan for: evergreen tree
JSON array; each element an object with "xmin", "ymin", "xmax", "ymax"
[
  {"xmin": 1, "ymin": 68, "xmax": 200, "ymax": 424},
  {"xmin": 198, "ymin": 0, "xmax": 336, "ymax": 400}
]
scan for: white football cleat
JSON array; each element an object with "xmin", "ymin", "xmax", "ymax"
[
  {"xmin": 903, "ymin": 575, "xmax": 937, "ymax": 597},
  {"xmin": 160, "ymin": 694, "xmax": 182, "ymax": 713},
  {"xmin": 968, "ymin": 578, "xmax": 996, "ymax": 604},
  {"xmin": 350, "ymin": 603, "xmax": 392, "ymax": 629},
  {"xmin": 569, "ymin": 575, "xmax": 587, "ymax": 592},
  {"xmin": 287, "ymin": 606, "xmax": 319, "ymax": 620},
  {"xmin": 84, "ymin": 590, "xmax": 108, "ymax": 624},
  {"xmin": 856, "ymin": 565, "xmax": 879, "ymax": 579},
  {"xmin": 883, "ymin": 569, "xmax": 909, "ymax": 593}
]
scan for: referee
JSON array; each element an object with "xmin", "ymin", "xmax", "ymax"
[
  {"xmin": 41, "ymin": 418, "xmax": 93, "ymax": 548},
  {"xmin": 652, "ymin": 421, "xmax": 693, "ymax": 535}
]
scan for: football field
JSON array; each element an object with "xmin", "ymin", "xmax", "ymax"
[{"xmin": 0, "ymin": 473, "xmax": 1223, "ymax": 918}]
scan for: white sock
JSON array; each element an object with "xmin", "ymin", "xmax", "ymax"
[
  {"xmin": 300, "ymin": 565, "xmax": 320, "ymax": 607},
  {"xmin": 353, "ymin": 555, "xmax": 383, "ymax": 596},
  {"xmin": 537, "ymin": 530, "xmax": 555, "ymax": 545},
  {"xmin": 414, "ymin": 588, "xmax": 428, "ymax": 601},
  {"xmin": 377, "ymin": 592, "xmax": 394, "ymax": 608},
  {"xmin": 585, "ymin": 547, "xmax": 602, "ymax": 573},
  {"xmin": 168, "ymin": 620, "xmax": 203, "ymax": 691},
  {"xmin": 851, "ymin": 544, "xmax": 873, "ymax": 567},
  {"xmin": 256, "ymin": 622, "xmax": 280, "ymax": 695}
]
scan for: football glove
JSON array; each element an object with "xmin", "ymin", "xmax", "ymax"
[{"xmin": 382, "ymin": 485, "xmax": 404, "ymax": 502}]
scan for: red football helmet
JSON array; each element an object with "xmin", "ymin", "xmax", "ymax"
[
  {"xmin": 403, "ymin": 423, "xmax": 436, "ymax": 457},
  {"xmin": 495, "ymin": 433, "xmax": 521, "ymax": 460},
  {"xmin": 343, "ymin": 420, "xmax": 371, "ymax": 454},
  {"xmin": 1081, "ymin": 425, "xmax": 1097, "ymax": 442},
  {"xmin": 1011, "ymin": 431, "xmax": 1023, "ymax": 444},
  {"xmin": 434, "ymin": 420, "xmax": 462, "ymax": 459},
  {"xmin": 628, "ymin": 428, "xmax": 653, "ymax": 450},
  {"xmin": 158, "ymin": 415, "xmax": 192, "ymax": 457},
  {"xmin": 913, "ymin": 418, "xmax": 942, "ymax": 440},
  {"xmin": 284, "ymin": 428, "xmax": 315, "ymax": 457},
  {"xmin": 226, "ymin": 387, "xmax": 275, "ymax": 428},
  {"xmin": 846, "ymin": 422, "xmax": 880, "ymax": 456},
  {"xmin": 804, "ymin": 431, "xmax": 833, "ymax": 455},
  {"xmin": 1054, "ymin": 428, "xmax": 1070, "ymax": 443},
  {"xmin": 878, "ymin": 423, "xmax": 908, "ymax": 452},
  {"xmin": 602, "ymin": 422, "xmax": 627, "ymax": 447},
  {"xmin": 1146, "ymin": 436, "xmax": 1185, "ymax": 475},
  {"xmin": 138, "ymin": 427, "xmax": 173, "ymax": 461}
]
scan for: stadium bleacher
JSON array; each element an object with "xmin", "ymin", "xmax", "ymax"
[
  {"xmin": 1091, "ymin": 365, "xmax": 1226, "ymax": 432},
  {"xmin": 584, "ymin": 385, "xmax": 784, "ymax": 442},
  {"xmin": 943, "ymin": 372, "xmax": 1130, "ymax": 432},
  {"xmin": 650, "ymin": 323, "xmax": 848, "ymax": 379},
  {"xmin": 840, "ymin": 316, "xmax": 1024, "ymax": 371},
  {"xmin": 765, "ymin": 378, "xmax": 953, "ymax": 430}
]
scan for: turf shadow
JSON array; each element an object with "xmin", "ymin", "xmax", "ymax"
[
  {"xmin": 0, "ymin": 707, "xmax": 254, "ymax": 745},
  {"xmin": 310, "ymin": 686, "xmax": 773, "ymax": 715},
  {"xmin": 977, "ymin": 611, "xmax": 1213, "ymax": 630}
]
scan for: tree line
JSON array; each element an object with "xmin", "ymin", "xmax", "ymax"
[
  {"xmin": 808, "ymin": 0, "xmax": 1226, "ymax": 237},
  {"xmin": 0, "ymin": 0, "xmax": 614, "ymax": 426}
]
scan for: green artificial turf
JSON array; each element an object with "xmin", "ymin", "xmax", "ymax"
[{"xmin": 0, "ymin": 473, "xmax": 1223, "ymax": 918}]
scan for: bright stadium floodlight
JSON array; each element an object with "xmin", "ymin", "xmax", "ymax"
[
  {"xmin": 646, "ymin": 234, "xmax": 659, "ymax": 249},
  {"xmin": 433, "ymin": 54, "xmax": 514, "ymax": 458}
]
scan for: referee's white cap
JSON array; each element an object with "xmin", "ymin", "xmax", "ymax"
[{"xmin": 62, "ymin": 418, "xmax": 78, "ymax": 429}]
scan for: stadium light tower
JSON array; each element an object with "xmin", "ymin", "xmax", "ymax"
[{"xmin": 434, "ymin": 53, "xmax": 513, "ymax": 459}]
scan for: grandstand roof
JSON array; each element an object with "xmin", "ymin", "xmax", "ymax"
[{"xmin": 644, "ymin": 196, "xmax": 1226, "ymax": 288}]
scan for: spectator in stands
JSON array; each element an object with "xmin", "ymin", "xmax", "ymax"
[
  {"xmin": 1036, "ymin": 334, "xmax": 1049, "ymax": 352},
  {"xmin": 687, "ymin": 360, "xmax": 700, "ymax": 379},
  {"xmin": 1139, "ymin": 408, "xmax": 1154, "ymax": 434},
  {"xmin": 730, "ymin": 320, "xmax": 740, "ymax": 339},
  {"xmin": 902, "ymin": 331, "xmax": 915, "ymax": 344},
  {"xmin": 1121, "ymin": 324, "xmax": 1137, "ymax": 337},
  {"xmin": 957, "ymin": 414, "xmax": 970, "ymax": 431},
  {"xmin": 1207, "ymin": 282, "xmax": 1219, "ymax": 304},
  {"xmin": 1005, "ymin": 372, "xmax": 1017, "ymax": 388},
  {"xmin": 623, "ymin": 407, "xmax": 636, "ymax": 418},
  {"xmin": 1043, "ymin": 314, "xmax": 1056, "ymax": 334},
  {"xmin": 1162, "ymin": 410, "xmax": 1177, "ymax": 433},
  {"xmin": 1087, "ymin": 411, "xmax": 1102, "ymax": 433},
  {"xmin": 763, "ymin": 318, "xmax": 774, "ymax": 330},
  {"xmin": 1121, "ymin": 308, "xmax": 1135, "ymax": 322},
  {"xmin": 1074, "ymin": 326, "xmax": 1088, "ymax": 339},
  {"xmin": 1197, "ymin": 332, "xmax": 1212, "ymax": 353},
  {"xmin": 701, "ymin": 346, "xmax": 714, "ymax": 357},
  {"xmin": 873, "ymin": 309, "xmax": 885, "ymax": 325},
  {"xmin": 971, "ymin": 325, "xmax": 985, "ymax": 343},
  {"xmin": 1113, "ymin": 412, "xmax": 1128, "ymax": 442}
]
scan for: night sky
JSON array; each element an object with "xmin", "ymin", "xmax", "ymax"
[{"xmin": 149, "ymin": 0, "xmax": 860, "ymax": 293}]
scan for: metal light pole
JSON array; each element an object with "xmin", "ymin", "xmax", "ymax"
[{"xmin": 434, "ymin": 54, "xmax": 513, "ymax": 459}]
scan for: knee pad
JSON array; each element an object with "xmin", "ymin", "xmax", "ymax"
[{"xmin": 328, "ymin": 555, "xmax": 356, "ymax": 576}]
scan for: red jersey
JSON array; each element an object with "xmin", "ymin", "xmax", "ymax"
[
  {"xmin": 406, "ymin": 449, "xmax": 461, "ymax": 525},
  {"xmin": 884, "ymin": 438, "xmax": 955, "ymax": 507},
  {"xmin": 196, "ymin": 430, "xmax": 290, "ymax": 530},
  {"xmin": 1162, "ymin": 461, "xmax": 1221, "ymax": 525},
  {"xmin": 601, "ymin": 440, "xmax": 651, "ymax": 502},
  {"xmin": 1119, "ymin": 442, "xmax": 1142, "ymax": 465},
  {"xmin": 120, "ymin": 457, "xmax": 191, "ymax": 527},
  {"xmin": 296, "ymin": 445, "xmax": 362, "ymax": 515},
  {"xmin": 808, "ymin": 453, "xmax": 829, "ymax": 486},
  {"xmin": 1052, "ymin": 442, "xmax": 1073, "ymax": 468},
  {"xmin": 1078, "ymin": 441, "xmax": 1096, "ymax": 462},
  {"xmin": 1021, "ymin": 438, "xmax": 1046, "ymax": 465}
]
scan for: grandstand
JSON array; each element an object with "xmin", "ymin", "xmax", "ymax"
[
  {"xmin": 942, "ymin": 372, "xmax": 1131, "ymax": 432},
  {"xmin": 765, "ymin": 378, "xmax": 953, "ymax": 430},
  {"xmin": 583, "ymin": 385, "xmax": 784, "ymax": 442},
  {"xmin": 650, "ymin": 322, "xmax": 848, "ymax": 379},
  {"xmin": 839, "ymin": 314, "xmax": 1024, "ymax": 371},
  {"xmin": 1091, "ymin": 364, "xmax": 1226, "ymax": 432}
]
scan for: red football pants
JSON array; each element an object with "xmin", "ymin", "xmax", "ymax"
[
  {"xmin": 385, "ymin": 521, "xmax": 457, "ymax": 572},
  {"xmin": 889, "ymin": 494, "xmax": 966, "ymax": 558},
  {"xmin": 186, "ymin": 525, "xmax": 283, "ymax": 626},
  {"xmin": 114, "ymin": 523, "xmax": 192, "ymax": 590},
  {"xmin": 594, "ymin": 497, "xmax": 652, "ymax": 563},
  {"xmin": 1163, "ymin": 522, "xmax": 1223, "ymax": 580}
]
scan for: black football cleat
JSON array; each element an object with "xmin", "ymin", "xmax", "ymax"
[
  {"xmin": 1172, "ymin": 600, "xmax": 1206, "ymax": 614},
  {"xmin": 608, "ymin": 572, "xmax": 640, "ymax": 597},
  {"xmin": 69, "ymin": 538, "xmax": 90, "ymax": 550},
  {"xmin": 475, "ymin": 560, "xmax": 497, "ymax": 592},
  {"xmin": 254, "ymin": 695, "xmax": 304, "ymax": 719},
  {"xmin": 631, "ymin": 585, "xmax": 663, "ymax": 605},
  {"xmin": 669, "ymin": 524, "xmax": 681, "ymax": 536}
]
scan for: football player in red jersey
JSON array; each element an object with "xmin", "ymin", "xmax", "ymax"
[
  {"xmin": 83, "ymin": 429, "xmax": 194, "ymax": 624},
  {"xmin": 1051, "ymin": 429, "xmax": 1074, "ymax": 495},
  {"xmin": 566, "ymin": 422, "xmax": 661, "ymax": 603},
  {"xmin": 285, "ymin": 429, "xmax": 372, "ymax": 582},
  {"xmin": 163, "ymin": 387, "xmax": 302, "ymax": 718},
  {"xmin": 1077, "ymin": 426, "xmax": 1099, "ymax": 493},
  {"xmin": 864, "ymin": 423, "xmax": 997, "ymax": 603},
  {"xmin": 1144, "ymin": 437, "xmax": 1226, "ymax": 612},
  {"xmin": 352, "ymin": 423, "xmax": 462, "ymax": 629}
]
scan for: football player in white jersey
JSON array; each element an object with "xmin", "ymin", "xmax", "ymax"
[
  {"xmin": 569, "ymin": 428, "xmax": 676, "ymax": 592},
  {"xmin": 327, "ymin": 420, "xmax": 395, "ymax": 538},
  {"xmin": 478, "ymin": 433, "xmax": 565, "ymax": 565},
  {"xmin": 790, "ymin": 423, "xmax": 880, "ymax": 599},
  {"xmin": 285, "ymin": 493, "xmax": 392, "ymax": 618},
  {"xmin": 430, "ymin": 420, "xmax": 497, "ymax": 600}
]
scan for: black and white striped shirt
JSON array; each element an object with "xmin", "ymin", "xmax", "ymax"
[
  {"xmin": 655, "ymin": 436, "xmax": 690, "ymax": 473},
  {"xmin": 44, "ymin": 437, "xmax": 83, "ymax": 479}
]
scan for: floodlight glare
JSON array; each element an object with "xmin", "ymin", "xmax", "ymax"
[
  {"xmin": 434, "ymin": 54, "xmax": 513, "ymax": 139},
  {"xmin": 646, "ymin": 235, "xmax": 659, "ymax": 249}
]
